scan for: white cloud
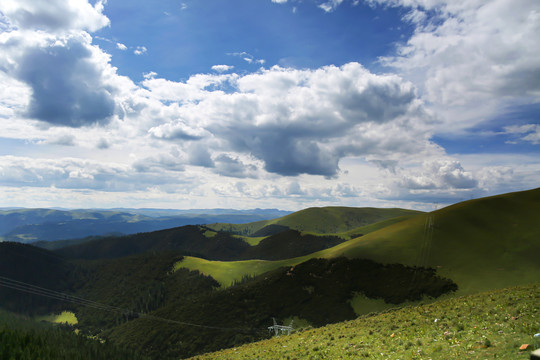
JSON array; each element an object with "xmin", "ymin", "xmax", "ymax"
[
  {"xmin": 399, "ymin": 159, "xmax": 477, "ymax": 190},
  {"xmin": 503, "ymin": 124, "xmax": 540, "ymax": 144},
  {"xmin": 211, "ymin": 64, "xmax": 234, "ymax": 73},
  {"xmin": 0, "ymin": 0, "xmax": 110, "ymax": 33},
  {"xmin": 0, "ymin": 31, "xmax": 120, "ymax": 127},
  {"xmin": 227, "ymin": 52, "xmax": 265, "ymax": 65},
  {"xmin": 375, "ymin": 0, "xmax": 540, "ymax": 133},
  {"xmin": 213, "ymin": 154, "xmax": 258, "ymax": 178},
  {"xmin": 1, "ymin": 0, "xmax": 537, "ymax": 209},
  {"xmin": 272, "ymin": 0, "xmax": 288, "ymax": 3},
  {"xmin": 116, "ymin": 42, "xmax": 127, "ymax": 51},
  {"xmin": 134, "ymin": 46, "xmax": 147, "ymax": 55},
  {"xmin": 143, "ymin": 71, "xmax": 158, "ymax": 79},
  {"xmin": 319, "ymin": 0, "xmax": 345, "ymax": 12},
  {"xmin": 148, "ymin": 120, "xmax": 207, "ymax": 140},
  {"xmin": 147, "ymin": 63, "xmax": 431, "ymax": 177}
]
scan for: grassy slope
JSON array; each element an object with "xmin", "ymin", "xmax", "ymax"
[
  {"xmin": 208, "ymin": 207, "xmax": 423, "ymax": 235},
  {"xmin": 326, "ymin": 187, "xmax": 540, "ymax": 294},
  {"xmin": 229, "ymin": 215, "xmax": 417, "ymax": 247},
  {"xmin": 177, "ymin": 188, "xmax": 540, "ymax": 295},
  {"xmin": 175, "ymin": 257, "xmax": 293, "ymax": 287},
  {"xmin": 265, "ymin": 207, "xmax": 423, "ymax": 234},
  {"xmin": 189, "ymin": 283, "xmax": 540, "ymax": 360}
]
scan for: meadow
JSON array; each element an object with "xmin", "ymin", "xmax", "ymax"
[{"xmin": 190, "ymin": 283, "xmax": 540, "ymax": 360}]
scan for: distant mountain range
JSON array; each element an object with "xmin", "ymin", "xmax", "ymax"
[{"xmin": 0, "ymin": 208, "xmax": 291, "ymax": 243}]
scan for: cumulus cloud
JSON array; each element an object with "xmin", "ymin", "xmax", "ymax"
[
  {"xmin": 213, "ymin": 154, "xmax": 258, "ymax": 178},
  {"xmin": 0, "ymin": 1, "xmax": 123, "ymax": 128},
  {"xmin": 187, "ymin": 144, "xmax": 215, "ymax": 168},
  {"xmin": 96, "ymin": 138, "xmax": 110, "ymax": 149},
  {"xmin": 148, "ymin": 120, "xmax": 207, "ymax": 141},
  {"xmin": 374, "ymin": 0, "xmax": 540, "ymax": 131},
  {"xmin": 0, "ymin": 0, "xmax": 109, "ymax": 33},
  {"xmin": 138, "ymin": 63, "xmax": 431, "ymax": 178},
  {"xmin": 166, "ymin": 63, "xmax": 428, "ymax": 177},
  {"xmin": 399, "ymin": 160, "xmax": 477, "ymax": 190},
  {"xmin": 0, "ymin": 155, "xmax": 124, "ymax": 190},
  {"xmin": 7, "ymin": 34, "xmax": 117, "ymax": 127},
  {"xmin": 141, "ymin": 73, "xmax": 236, "ymax": 102},
  {"xmin": 0, "ymin": 155, "xmax": 193, "ymax": 192},
  {"xmin": 211, "ymin": 64, "xmax": 234, "ymax": 73},
  {"xmin": 133, "ymin": 153, "xmax": 185, "ymax": 173},
  {"xmin": 46, "ymin": 134, "xmax": 76, "ymax": 146}
]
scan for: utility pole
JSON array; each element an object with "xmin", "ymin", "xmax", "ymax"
[{"xmin": 268, "ymin": 318, "xmax": 294, "ymax": 336}]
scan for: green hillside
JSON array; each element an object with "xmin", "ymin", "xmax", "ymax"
[
  {"xmin": 323, "ymin": 187, "xmax": 540, "ymax": 294},
  {"xmin": 207, "ymin": 207, "xmax": 423, "ymax": 235},
  {"xmin": 177, "ymin": 188, "xmax": 540, "ymax": 296},
  {"xmin": 189, "ymin": 283, "xmax": 540, "ymax": 360},
  {"xmin": 1, "ymin": 188, "xmax": 538, "ymax": 360},
  {"xmin": 107, "ymin": 256, "xmax": 456, "ymax": 359}
]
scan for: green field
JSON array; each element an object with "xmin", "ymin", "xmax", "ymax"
[{"xmin": 189, "ymin": 283, "xmax": 540, "ymax": 360}]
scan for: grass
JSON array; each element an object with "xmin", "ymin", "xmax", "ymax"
[
  {"xmin": 174, "ymin": 256, "xmax": 296, "ymax": 287},
  {"xmin": 263, "ymin": 207, "xmax": 423, "ymax": 234},
  {"xmin": 322, "ymin": 187, "xmax": 540, "ymax": 295},
  {"xmin": 208, "ymin": 208, "xmax": 422, "ymax": 236},
  {"xmin": 175, "ymin": 187, "xmax": 540, "ymax": 313},
  {"xmin": 233, "ymin": 235, "xmax": 266, "ymax": 246},
  {"xmin": 202, "ymin": 229, "xmax": 218, "ymax": 238},
  {"xmin": 189, "ymin": 282, "xmax": 540, "ymax": 360},
  {"xmin": 36, "ymin": 311, "xmax": 78, "ymax": 325}
]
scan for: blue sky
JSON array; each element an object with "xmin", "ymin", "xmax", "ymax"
[
  {"xmin": 0, "ymin": 0, "xmax": 538, "ymax": 211},
  {"xmin": 96, "ymin": 0, "xmax": 413, "ymax": 80}
]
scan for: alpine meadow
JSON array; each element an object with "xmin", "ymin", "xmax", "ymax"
[{"xmin": 1, "ymin": 0, "xmax": 540, "ymax": 359}]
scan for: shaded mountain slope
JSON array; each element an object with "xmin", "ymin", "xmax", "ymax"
[
  {"xmin": 55, "ymin": 226, "xmax": 349, "ymax": 262},
  {"xmin": 0, "ymin": 309, "xmax": 150, "ymax": 360},
  {"xmin": 106, "ymin": 257, "xmax": 456, "ymax": 359},
  {"xmin": 56, "ymin": 225, "xmax": 251, "ymax": 260},
  {"xmin": 0, "ymin": 242, "xmax": 78, "ymax": 315},
  {"xmin": 240, "ymin": 230, "xmax": 344, "ymax": 260}
]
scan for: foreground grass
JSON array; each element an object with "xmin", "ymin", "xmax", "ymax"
[{"xmin": 190, "ymin": 283, "xmax": 539, "ymax": 360}]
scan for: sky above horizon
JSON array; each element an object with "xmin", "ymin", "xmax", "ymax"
[{"xmin": 0, "ymin": 0, "xmax": 539, "ymax": 211}]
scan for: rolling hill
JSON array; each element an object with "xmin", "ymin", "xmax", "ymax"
[
  {"xmin": 0, "ymin": 188, "xmax": 538, "ymax": 359},
  {"xmin": 177, "ymin": 187, "xmax": 540, "ymax": 296},
  {"xmin": 206, "ymin": 207, "xmax": 423, "ymax": 235}
]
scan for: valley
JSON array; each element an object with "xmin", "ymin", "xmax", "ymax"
[{"xmin": 0, "ymin": 188, "xmax": 539, "ymax": 359}]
